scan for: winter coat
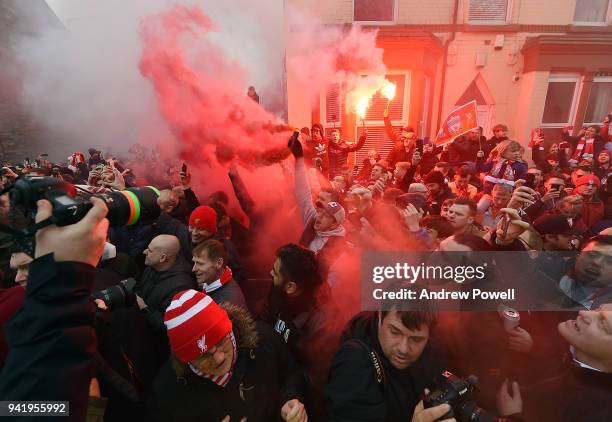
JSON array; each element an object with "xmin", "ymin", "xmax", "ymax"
[
  {"xmin": 326, "ymin": 312, "xmax": 446, "ymax": 422},
  {"xmin": 148, "ymin": 305, "xmax": 305, "ymax": 422},
  {"xmin": 386, "ymin": 145, "xmax": 415, "ymax": 169},
  {"xmin": 136, "ymin": 256, "xmax": 196, "ymax": 331},
  {"xmin": 0, "ymin": 254, "xmax": 97, "ymax": 422},
  {"xmin": 446, "ymin": 135, "xmax": 482, "ymax": 165},
  {"xmin": 262, "ymin": 285, "xmax": 344, "ymax": 421},
  {"xmin": 205, "ymin": 270, "xmax": 248, "ymax": 310},
  {"xmin": 328, "ymin": 136, "xmax": 367, "ymax": 178}
]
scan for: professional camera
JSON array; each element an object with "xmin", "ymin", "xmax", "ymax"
[
  {"xmin": 0, "ymin": 176, "xmax": 161, "ymax": 238},
  {"xmin": 92, "ymin": 278, "xmax": 137, "ymax": 310},
  {"xmin": 424, "ymin": 371, "xmax": 496, "ymax": 422}
]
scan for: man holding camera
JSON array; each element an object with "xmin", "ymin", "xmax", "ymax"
[{"xmin": 326, "ymin": 307, "xmax": 448, "ymax": 421}]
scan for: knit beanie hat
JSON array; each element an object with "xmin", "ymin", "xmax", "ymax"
[
  {"xmin": 164, "ymin": 290, "xmax": 232, "ymax": 363},
  {"xmin": 189, "ymin": 206, "xmax": 218, "ymax": 234},
  {"xmin": 574, "ymin": 174, "xmax": 601, "ymax": 189}
]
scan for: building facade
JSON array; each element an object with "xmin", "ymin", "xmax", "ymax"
[{"xmin": 286, "ymin": 0, "xmax": 612, "ymax": 165}]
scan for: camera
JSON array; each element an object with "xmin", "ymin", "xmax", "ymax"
[
  {"xmin": 0, "ymin": 176, "xmax": 160, "ymax": 237},
  {"xmin": 424, "ymin": 371, "xmax": 496, "ymax": 422},
  {"xmin": 92, "ymin": 278, "xmax": 137, "ymax": 310}
]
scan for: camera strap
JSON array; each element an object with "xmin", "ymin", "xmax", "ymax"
[{"xmin": 350, "ymin": 339, "xmax": 387, "ymax": 394}]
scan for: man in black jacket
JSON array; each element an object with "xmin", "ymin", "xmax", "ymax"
[
  {"xmin": 262, "ymin": 243, "xmax": 344, "ymax": 421},
  {"xmin": 326, "ymin": 308, "xmax": 448, "ymax": 421},
  {"xmin": 149, "ymin": 289, "xmax": 307, "ymax": 421},
  {"xmin": 135, "ymin": 234, "xmax": 195, "ymax": 331},
  {"xmin": 0, "ymin": 196, "xmax": 109, "ymax": 422}
]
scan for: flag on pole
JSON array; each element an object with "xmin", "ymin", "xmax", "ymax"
[{"xmin": 435, "ymin": 100, "xmax": 478, "ymax": 146}]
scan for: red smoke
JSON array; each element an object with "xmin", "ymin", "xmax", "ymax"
[{"xmin": 138, "ymin": 5, "xmax": 291, "ymax": 169}]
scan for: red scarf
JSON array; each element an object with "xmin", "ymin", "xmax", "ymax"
[
  {"xmin": 201, "ymin": 267, "xmax": 233, "ymax": 294},
  {"xmin": 571, "ymin": 137, "xmax": 594, "ymax": 161},
  {"xmin": 188, "ymin": 331, "xmax": 237, "ymax": 387}
]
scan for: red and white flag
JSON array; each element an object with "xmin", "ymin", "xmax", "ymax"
[{"xmin": 435, "ymin": 100, "xmax": 478, "ymax": 146}]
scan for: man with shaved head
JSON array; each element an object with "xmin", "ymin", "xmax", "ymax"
[{"xmin": 136, "ymin": 234, "xmax": 196, "ymax": 331}]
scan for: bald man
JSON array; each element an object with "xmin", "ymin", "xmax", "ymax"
[
  {"xmin": 152, "ymin": 190, "xmax": 193, "ymax": 261},
  {"xmin": 136, "ymin": 234, "xmax": 196, "ymax": 331}
]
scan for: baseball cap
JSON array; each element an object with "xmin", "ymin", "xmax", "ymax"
[
  {"xmin": 315, "ymin": 201, "xmax": 345, "ymax": 224},
  {"xmin": 574, "ymin": 174, "xmax": 601, "ymax": 189},
  {"xmin": 533, "ymin": 215, "xmax": 584, "ymax": 236}
]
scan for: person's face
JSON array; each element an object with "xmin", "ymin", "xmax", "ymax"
[
  {"xmin": 598, "ymin": 152, "xmax": 610, "ymax": 164},
  {"xmin": 190, "ymin": 333, "xmax": 234, "ymax": 376},
  {"xmin": 440, "ymin": 202, "xmax": 452, "ymax": 219},
  {"xmin": 547, "ymin": 159, "xmax": 560, "ymax": 168},
  {"xmin": 367, "ymin": 150, "xmax": 377, "ymax": 161},
  {"xmin": 528, "ymin": 169, "xmax": 543, "ymax": 186},
  {"xmin": 494, "ymin": 128, "xmax": 506, "ymax": 139},
  {"xmin": 402, "ymin": 136, "xmax": 414, "ymax": 149},
  {"xmin": 455, "ymin": 175, "xmax": 470, "ymax": 189},
  {"xmin": 545, "ymin": 177, "xmax": 565, "ymax": 193},
  {"xmin": 189, "ymin": 226, "xmax": 214, "ymax": 245},
  {"xmin": 312, "ymin": 128, "xmax": 322, "ymax": 142},
  {"xmin": 424, "ymin": 227, "xmax": 439, "ymax": 246},
  {"xmin": 425, "ymin": 183, "xmax": 440, "ymax": 195},
  {"xmin": 572, "ymin": 169, "xmax": 591, "ymax": 184},
  {"xmin": 558, "ymin": 310, "xmax": 612, "ymax": 370},
  {"xmin": 401, "ymin": 131, "xmax": 416, "ymax": 143},
  {"xmin": 504, "ymin": 147, "xmax": 522, "ymax": 161},
  {"xmin": 143, "ymin": 239, "xmax": 164, "ymax": 268},
  {"xmin": 576, "ymin": 183, "xmax": 597, "ymax": 198},
  {"xmin": 314, "ymin": 204, "xmax": 338, "ymax": 232},
  {"xmin": 492, "ymin": 188, "xmax": 511, "ymax": 209},
  {"xmin": 378, "ymin": 311, "xmax": 429, "ymax": 370},
  {"xmin": 331, "ymin": 131, "xmax": 340, "ymax": 143},
  {"xmin": 585, "ymin": 127, "xmax": 596, "ymax": 139},
  {"xmin": 317, "ymin": 190, "xmax": 334, "ymax": 204},
  {"xmin": 371, "ymin": 165, "xmax": 384, "ymax": 181},
  {"xmin": 574, "ymin": 241, "xmax": 612, "ymax": 288},
  {"xmin": 332, "ymin": 176, "xmax": 347, "ymax": 191},
  {"xmin": 469, "ymin": 130, "xmax": 480, "ymax": 141},
  {"xmin": 10, "ymin": 252, "xmax": 33, "ymax": 288},
  {"xmin": 192, "ymin": 251, "xmax": 223, "ymax": 286},
  {"xmin": 446, "ymin": 204, "xmax": 473, "ymax": 231},
  {"xmin": 549, "ymin": 143, "xmax": 560, "ymax": 154},
  {"xmin": 394, "ymin": 165, "xmax": 407, "ymax": 180},
  {"xmin": 0, "ymin": 193, "xmax": 9, "ymax": 223},
  {"xmin": 270, "ymin": 257, "xmax": 286, "ymax": 289}
]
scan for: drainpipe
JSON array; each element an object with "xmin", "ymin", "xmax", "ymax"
[{"xmin": 436, "ymin": 0, "xmax": 460, "ymax": 128}]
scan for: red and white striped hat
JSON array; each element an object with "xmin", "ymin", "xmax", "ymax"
[{"xmin": 164, "ymin": 289, "xmax": 232, "ymax": 363}]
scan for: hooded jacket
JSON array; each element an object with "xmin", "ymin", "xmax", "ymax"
[
  {"xmin": 136, "ymin": 256, "xmax": 196, "ymax": 331},
  {"xmin": 326, "ymin": 312, "xmax": 445, "ymax": 422},
  {"xmin": 148, "ymin": 304, "xmax": 305, "ymax": 422},
  {"xmin": 328, "ymin": 135, "xmax": 367, "ymax": 178}
]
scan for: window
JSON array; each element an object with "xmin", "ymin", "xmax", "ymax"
[
  {"xmin": 354, "ymin": 73, "xmax": 409, "ymax": 171},
  {"xmin": 354, "ymin": 0, "xmax": 396, "ymax": 23},
  {"xmin": 324, "ymin": 83, "xmax": 342, "ymax": 126},
  {"xmin": 541, "ymin": 75, "xmax": 581, "ymax": 127},
  {"xmin": 468, "ymin": 0, "xmax": 511, "ymax": 24},
  {"xmin": 584, "ymin": 77, "xmax": 612, "ymax": 125},
  {"xmin": 573, "ymin": 0, "xmax": 611, "ymax": 25}
]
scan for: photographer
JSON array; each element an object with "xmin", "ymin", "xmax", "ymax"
[{"xmin": 0, "ymin": 197, "xmax": 109, "ymax": 421}]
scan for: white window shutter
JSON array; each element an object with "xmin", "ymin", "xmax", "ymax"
[
  {"xmin": 326, "ymin": 83, "xmax": 342, "ymax": 124},
  {"xmin": 469, "ymin": 0, "xmax": 508, "ymax": 22}
]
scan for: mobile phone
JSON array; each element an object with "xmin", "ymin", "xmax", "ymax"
[
  {"xmin": 416, "ymin": 139, "xmax": 424, "ymax": 154},
  {"xmin": 525, "ymin": 173, "xmax": 536, "ymax": 189},
  {"xmin": 501, "ymin": 213, "xmax": 511, "ymax": 240},
  {"xmin": 559, "ymin": 142, "xmax": 570, "ymax": 149},
  {"xmin": 181, "ymin": 162, "xmax": 187, "ymax": 174}
]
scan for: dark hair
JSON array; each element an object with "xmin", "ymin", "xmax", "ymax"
[
  {"xmin": 451, "ymin": 234, "xmax": 494, "ymax": 251},
  {"xmin": 276, "ymin": 244, "xmax": 322, "ymax": 293},
  {"xmin": 193, "ymin": 239, "xmax": 228, "ymax": 265},
  {"xmin": 442, "ymin": 198, "xmax": 455, "ymax": 208},
  {"xmin": 207, "ymin": 191, "xmax": 230, "ymax": 206},
  {"xmin": 381, "ymin": 306, "xmax": 438, "ymax": 331},
  {"xmin": 209, "ymin": 202, "xmax": 228, "ymax": 220},
  {"xmin": 451, "ymin": 198, "xmax": 477, "ymax": 217},
  {"xmin": 493, "ymin": 124, "xmax": 508, "ymax": 132},
  {"xmin": 545, "ymin": 172, "xmax": 565, "ymax": 182},
  {"xmin": 383, "ymin": 188, "xmax": 404, "ymax": 205},
  {"xmin": 456, "ymin": 167, "xmax": 472, "ymax": 178},
  {"xmin": 420, "ymin": 216, "xmax": 454, "ymax": 239}
]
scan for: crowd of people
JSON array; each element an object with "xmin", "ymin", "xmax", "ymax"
[{"xmin": 0, "ymin": 111, "xmax": 611, "ymax": 422}]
